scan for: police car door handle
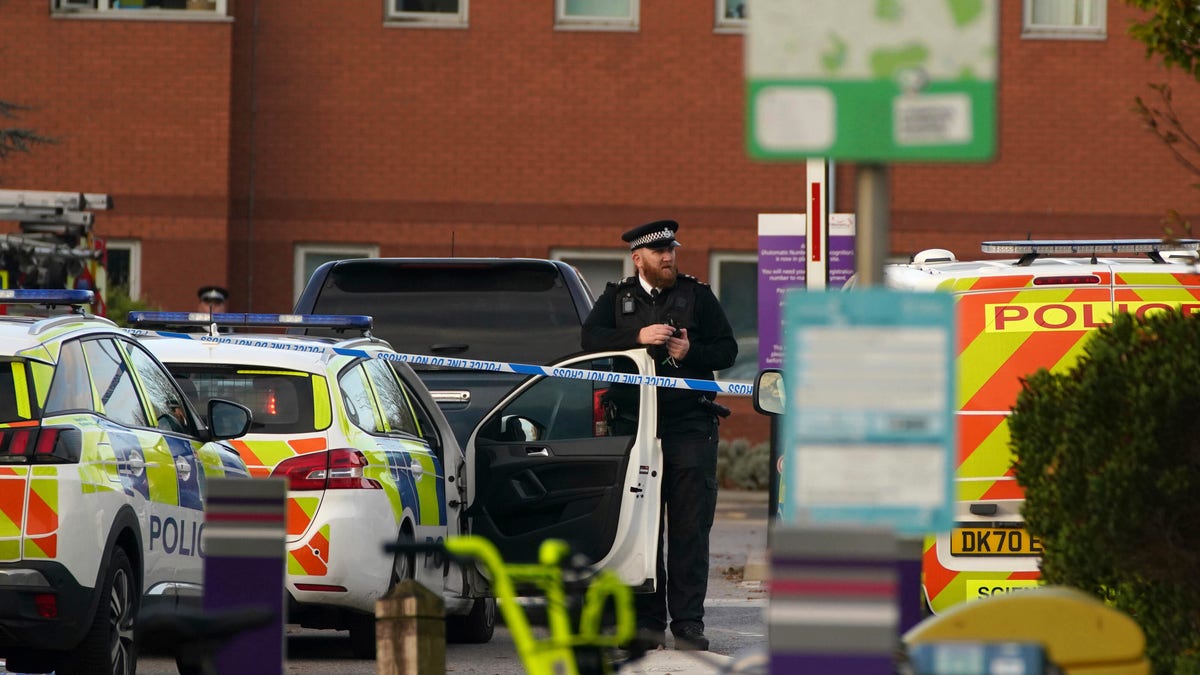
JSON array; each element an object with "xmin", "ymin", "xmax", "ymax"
[
  {"xmin": 126, "ymin": 456, "xmax": 147, "ymax": 470},
  {"xmin": 525, "ymin": 447, "xmax": 550, "ymax": 457}
]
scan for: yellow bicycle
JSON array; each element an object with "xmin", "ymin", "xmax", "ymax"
[{"xmin": 398, "ymin": 535, "xmax": 639, "ymax": 675}]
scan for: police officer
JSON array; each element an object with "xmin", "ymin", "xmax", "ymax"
[
  {"xmin": 581, "ymin": 219, "xmax": 737, "ymax": 651},
  {"xmin": 196, "ymin": 285, "xmax": 229, "ymax": 314}
]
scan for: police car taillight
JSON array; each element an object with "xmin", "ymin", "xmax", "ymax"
[
  {"xmin": 0, "ymin": 427, "xmax": 82, "ymax": 464},
  {"xmin": 593, "ymin": 389, "xmax": 607, "ymax": 437},
  {"xmin": 270, "ymin": 449, "xmax": 382, "ymax": 491}
]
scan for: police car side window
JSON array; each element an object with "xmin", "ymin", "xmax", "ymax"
[
  {"xmin": 339, "ymin": 363, "xmax": 384, "ymax": 434},
  {"xmin": 363, "ymin": 358, "xmax": 421, "ymax": 437},
  {"xmin": 125, "ymin": 341, "xmax": 195, "ymax": 435},
  {"xmin": 45, "ymin": 339, "xmax": 95, "ymax": 414},
  {"xmin": 81, "ymin": 339, "xmax": 148, "ymax": 428}
]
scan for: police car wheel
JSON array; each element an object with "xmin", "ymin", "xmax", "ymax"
[
  {"xmin": 447, "ymin": 596, "xmax": 495, "ymax": 644},
  {"xmin": 390, "ymin": 528, "xmax": 415, "ymax": 588},
  {"xmin": 61, "ymin": 547, "xmax": 137, "ymax": 675}
]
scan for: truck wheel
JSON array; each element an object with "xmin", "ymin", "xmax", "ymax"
[
  {"xmin": 447, "ymin": 596, "xmax": 495, "ymax": 644},
  {"xmin": 60, "ymin": 547, "xmax": 137, "ymax": 675}
]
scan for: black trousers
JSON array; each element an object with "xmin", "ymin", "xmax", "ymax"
[{"xmin": 636, "ymin": 424, "xmax": 719, "ymax": 633}]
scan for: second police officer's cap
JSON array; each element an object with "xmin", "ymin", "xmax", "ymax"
[
  {"xmin": 622, "ymin": 219, "xmax": 681, "ymax": 251},
  {"xmin": 197, "ymin": 285, "xmax": 229, "ymax": 303}
]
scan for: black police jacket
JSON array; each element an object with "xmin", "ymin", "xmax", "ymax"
[{"xmin": 581, "ymin": 274, "xmax": 737, "ymax": 435}]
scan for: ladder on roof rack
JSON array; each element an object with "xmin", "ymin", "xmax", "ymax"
[{"xmin": 981, "ymin": 239, "xmax": 1200, "ymax": 266}]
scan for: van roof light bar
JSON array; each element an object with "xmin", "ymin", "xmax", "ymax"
[
  {"xmin": 0, "ymin": 289, "xmax": 95, "ymax": 307},
  {"xmin": 982, "ymin": 239, "xmax": 1200, "ymax": 266},
  {"xmin": 127, "ymin": 312, "xmax": 373, "ymax": 331},
  {"xmin": 982, "ymin": 239, "xmax": 1200, "ymax": 255}
]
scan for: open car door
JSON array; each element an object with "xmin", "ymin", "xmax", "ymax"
[{"xmin": 465, "ymin": 349, "xmax": 660, "ymax": 589}]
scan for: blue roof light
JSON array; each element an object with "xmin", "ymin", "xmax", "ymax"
[
  {"xmin": 128, "ymin": 312, "xmax": 372, "ymax": 330},
  {"xmin": 0, "ymin": 289, "xmax": 95, "ymax": 306}
]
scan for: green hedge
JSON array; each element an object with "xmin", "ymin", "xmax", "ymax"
[
  {"xmin": 1010, "ymin": 310, "xmax": 1200, "ymax": 674},
  {"xmin": 717, "ymin": 438, "xmax": 770, "ymax": 491}
]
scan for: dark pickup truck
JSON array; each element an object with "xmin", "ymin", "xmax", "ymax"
[{"xmin": 291, "ymin": 257, "xmax": 596, "ymax": 446}]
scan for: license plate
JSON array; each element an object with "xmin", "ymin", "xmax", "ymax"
[{"xmin": 951, "ymin": 527, "xmax": 1043, "ymax": 556}]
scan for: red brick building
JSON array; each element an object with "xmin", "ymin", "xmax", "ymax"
[{"xmin": 3, "ymin": 1, "xmax": 1198, "ymax": 444}]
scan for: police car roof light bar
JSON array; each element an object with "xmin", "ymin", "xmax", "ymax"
[
  {"xmin": 128, "ymin": 312, "xmax": 373, "ymax": 331},
  {"xmin": 0, "ymin": 289, "xmax": 95, "ymax": 307}
]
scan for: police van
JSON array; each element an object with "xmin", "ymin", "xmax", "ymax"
[
  {"xmin": 883, "ymin": 239, "xmax": 1200, "ymax": 613},
  {"xmin": 0, "ymin": 290, "xmax": 252, "ymax": 675}
]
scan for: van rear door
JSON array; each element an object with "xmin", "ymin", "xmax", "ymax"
[
  {"xmin": 465, "ymin": 349, "xmax": 659, "ymax": 589},
  {"xmin": 928, "ymin": 271, "xmax": 1112, "ymax": 612}
]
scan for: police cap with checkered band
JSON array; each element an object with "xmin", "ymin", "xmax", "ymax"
[{"xmin": 622, "ymin": 220, "xmax": 681, "ymax": 251}]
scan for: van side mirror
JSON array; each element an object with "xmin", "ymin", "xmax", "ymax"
[
  {"xmin": 753, "ymin": 369, "xmax": 785, "ymax": 416},
  {"xmin": 208, "ymin": 399, "xmax": 254, "ymax": 440}
]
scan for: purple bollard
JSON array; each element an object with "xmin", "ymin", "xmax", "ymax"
[{"xmin": 202, "ymin": 478, "xmax": 287, "ymax": 675}]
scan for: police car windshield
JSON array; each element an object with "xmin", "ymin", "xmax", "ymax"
[
  {"xmin": 168, "ymin": 367, "xmax": 321, "ymax": 434},
  {"xmin": 305, "ymin": 263, "xmax": 583, "ymax": 368}
]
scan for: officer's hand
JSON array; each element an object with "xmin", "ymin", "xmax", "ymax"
[
  {"xmin": 639, "ymin": 323, "xmax": 676, "ymax": 346},
  {"xmin": 667, "ymin": 328, "xmax": 690, "ymax": 360}
]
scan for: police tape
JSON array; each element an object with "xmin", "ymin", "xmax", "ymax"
[
  {"xmin": 124, "ymin": 328, "xmax": 757, "ymax": 396},
  {"xmin": 333, "ymin": 348, "xmax": 757, "ymax": 396}
]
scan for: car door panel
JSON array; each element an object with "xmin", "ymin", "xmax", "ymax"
[{"xmin": 467, "ymin": 350, "xmax": 659, "ymax": 588}]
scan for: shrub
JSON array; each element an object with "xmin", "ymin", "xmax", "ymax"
[
  {"xmin": 103, "ymin": 284, "xmax": 160, "ymax": 326},
  {"xmin": 1010, "ymin": 310, "xmax": 1200, "ymax": 674},
  {"xmin": 717, "ymin": 438, "xmax": 769, "ymax": 490}
]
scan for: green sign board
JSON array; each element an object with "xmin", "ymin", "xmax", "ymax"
[{"xmin": 746, "ymin": 0, "xmax": 997, "ymax": 162}]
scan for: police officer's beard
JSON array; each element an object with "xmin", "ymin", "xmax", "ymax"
[{"xmin": 645, "ymin": 263, "xmax": 677, "ymax": 289}]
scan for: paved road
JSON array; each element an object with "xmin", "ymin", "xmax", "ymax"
[{"xmin": 130, "ymin": 490, "xmax": 770, "ymax": 675}]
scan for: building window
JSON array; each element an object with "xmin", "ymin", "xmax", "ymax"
[
  {"xmin": 294, "ymin": 244, "xmax": 379, "ymax": 302},
  {"xmin": 105, "ymin": 239, "xmax": 142, "ymax": 300},
  {"xmin": 386, "ymin": 0, "xmax": 468, "ymax": 27},
  {"xmin": 1022, "ymin": 0, "xmax": 1105, "ymax": 40},
  {"xmin": 710, "ymin": 253, "xmax": 757, "ymax": 382},
  {"xmin": 551, "ymin": 249, "xmax": 633, "ymax": 300},
  {"xmin": 555, "ymin": 0, "xmax": 638, "ymax": 31},
  {"xmin": 715, "ymin": 0, "xmax": 747, "ymax": 31},
  {"xmin": 52, "ymin": 0, "xmax": 229, "ymax": 17}
]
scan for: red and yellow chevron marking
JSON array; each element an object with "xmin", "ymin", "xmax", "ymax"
[
  {"xmin": 25, "ymin": 473, "xmax": 58, "ymax": 537},
  {"xmin": 921, "ymin": 537, "xmax": 1040, "ymax": 613},
  {"xmin": 956, "ymin": 413, "xmax": 1023, "ymax": 501},
  {"xmin": 957, "ymin": 286, "xmax": 1107, "ymax": 412},
  {"xmin": 23, "ymin": 534, "xmax": 56, "ymax": 559},
  {"xmin": 287, "ymin": 497, "xmax": 319, "ymax": 537},
  {"xmin": 0, "ymin": 469, "xmax": 26, "ymax": 541},
  {"xmin": 287, "ymin": 524, "xmax": 329, "ymax": 577},
  {"xmin": 232, "ymin": 436, "xmax": 329, "ymax": 478}
]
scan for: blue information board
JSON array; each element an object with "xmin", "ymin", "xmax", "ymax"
[{"xmin": 780, "ymin": 288, "xmax": 955, "ymax": 535}]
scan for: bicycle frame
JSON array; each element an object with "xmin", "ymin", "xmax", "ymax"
[{"xmin": 445, "ymin": 536, "xmax": 637, "ymax": 675}]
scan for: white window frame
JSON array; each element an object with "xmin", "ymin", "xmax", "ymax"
[
  {"xmin": 384, "ymin": 0, "xmax": 468, "ymax": 29},
  {"xmin": 293, "ymin": 243, "xmax": 379, "ymax": 302},
  {"xmin": 551, "ymin": 248, "xmax": 633, "ymax": 297},
  {"xmin": 105, "ymin": 238, "xmax": 142, "ymax": 300},
  {"xmin": 555, "ymin": 0, "xmax": 639, "ymax": 32},
  {"xmin": 1021, "ymin": 0, "xmax": 1105, "ymax": 41},
  {"xmin": 709, "ymin": 251, "xmax": 756, "ymax": 307},
  {"xmin": 714, "ymin": 0, "xmax": 747, "ymax": 33},
  {"xmin": 51, "ymin": 0, "xmax": 230, "ymax": 20}
]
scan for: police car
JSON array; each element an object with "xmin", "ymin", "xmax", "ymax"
[
  {"xmin": 0, "ymin": 290, "xmax": 252, "ymax": 675},
  {"xmin": 128, "ymin": 310, "xmax": 675, "ymax": 657},
  {"xmin": 882, "ymin": 239, "xmax": 1200, "ymax": 614}
]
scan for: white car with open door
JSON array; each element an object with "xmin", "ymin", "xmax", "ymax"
[{"xmin": 460, "ymin": 349, "xmax": 662, "ymax": 589}]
